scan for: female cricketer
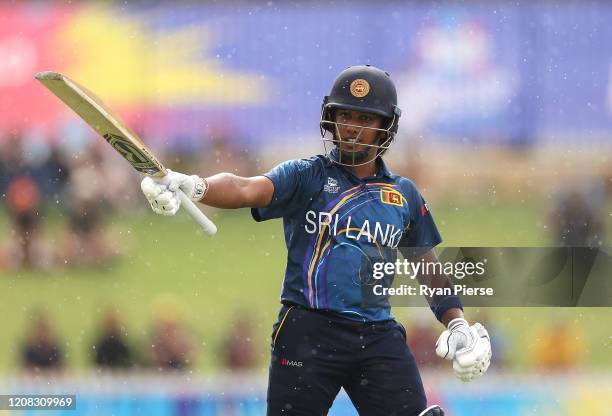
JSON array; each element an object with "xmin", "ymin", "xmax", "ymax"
[{"xmin": 141, "ymin": 65, "xmax": 492, "ymax": 416}]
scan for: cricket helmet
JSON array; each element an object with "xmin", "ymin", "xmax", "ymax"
[{"xmin": 320, "ymin": 65, "xmax": 402, "ymax": 166}]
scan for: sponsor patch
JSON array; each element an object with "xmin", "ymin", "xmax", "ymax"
[{"xmin": 280, "ymin": 358, "xmax": 303, "ymax": 367}]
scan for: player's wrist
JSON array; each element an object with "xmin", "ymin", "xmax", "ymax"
[
  {"xmin": 441, "ymin": 308, "xmax": 465, "ymax": 327},
  {"xmin": 191, "ymin": 176, "xmax": 208, "ymax": 202},
  {"xmin": 447, "ymin": 317, "xmax": 468, "ymax": 331}
]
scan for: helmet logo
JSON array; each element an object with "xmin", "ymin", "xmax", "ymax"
[{"xmin": 350, "ymin": 79, "xmax": 370, "ymax": 98}]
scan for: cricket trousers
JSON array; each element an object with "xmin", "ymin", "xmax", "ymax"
[{"xmin": 267, "ymin": 304, "xmax": 427, "ymax": 416}]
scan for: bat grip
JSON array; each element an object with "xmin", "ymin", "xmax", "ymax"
[{"xmin": 177, "ymin": 191, "xmax": 218, "ymax": 236}]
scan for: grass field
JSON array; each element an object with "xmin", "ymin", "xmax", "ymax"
[{"xmin": 0, "ymin": 199, "xmax": 610, "ymax": 372}]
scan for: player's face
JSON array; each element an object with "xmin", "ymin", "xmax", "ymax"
[{"xmin": 333, "ymin": 109, "xmax": 383, "ymax": 155}]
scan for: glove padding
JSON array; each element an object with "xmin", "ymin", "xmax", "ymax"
[
  {"xmin": 435, "ymin": 318, "xmax": 491, "ymax": 382},
  {"xmin": 140, "ymin": 169, "xmax": 206, "ymax": 216}
]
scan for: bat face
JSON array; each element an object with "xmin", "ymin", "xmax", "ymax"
[{"xmin": 35, "ymin": 71, "xmax": 166, "ymax": 177}]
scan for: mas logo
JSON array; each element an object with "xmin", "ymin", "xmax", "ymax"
[
  {"xmin": 380, "ymin": 189, "xmax": 403, "ymax": 206},
  {"xmin": 323, "ymin": 177, "xmax": 339, "ymax": 193},
  {"xmin": 350, "ymin": 79, "xmax": 370, "ymax": 98},
  {"xmin": 280, "ymin": 358, "xmax": 303, "ymax": 367}
]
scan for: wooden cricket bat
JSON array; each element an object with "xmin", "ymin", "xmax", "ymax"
[{"xmin": 35, "ymin": 71, "xmax": 217, "ymax": 236}]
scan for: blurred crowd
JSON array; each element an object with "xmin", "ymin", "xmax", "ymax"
[
  {"xmin": 0, "ymin": 129, "xmax": 259, "ymax": 272},
  {"xmin": 2, "ymin": 127, "xmax": 609, "ymax": 274},
  {"xmin": 0, "ymin": 131, "xmax": 136, "ymax": 270},
  {"xmin": 19, "ymin": 305, "xmax": 587, "ymax": 374},
  {"xmin": 19, "ymin": 304, "xmax": 260, "ymax": 374},
  {"xmin": 549, "ymin": 181, "xmax": 610, "ymax": 248}
]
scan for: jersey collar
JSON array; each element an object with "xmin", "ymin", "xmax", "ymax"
[{"xmin": 376, "ymin": 158, "xmax": 393, "ymax": 179}]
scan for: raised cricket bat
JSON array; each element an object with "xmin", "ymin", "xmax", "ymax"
[{"xmin": 35, "ymin": 71, "xmax": 217, "ymax": 236}]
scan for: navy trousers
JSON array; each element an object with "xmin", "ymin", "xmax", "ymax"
[{"xmin": 267, "ymin": 304, "xmax": 427, "ymax": 416}]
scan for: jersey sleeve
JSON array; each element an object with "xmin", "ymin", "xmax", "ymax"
[
  {"xmin": 251, "ymin": 158, "xmax": 319, "ymax": 221},
  {"xmin": 398, "ymin": 184, "xmax": 442, "ymax": 256}
]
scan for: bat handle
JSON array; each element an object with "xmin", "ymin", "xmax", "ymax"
[{"xmin": 177, "ymin": 191, "xmax": 218, "ymax": 236}]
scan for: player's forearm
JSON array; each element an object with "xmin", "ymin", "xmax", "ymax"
[
  {"xmin": 200, "ymin": 173, "xmax": 272, "ymax": 209},
  {"xmin": 413, "ymin": 249, "xmax": 464, "ymax": 323},
  {"xmin": 414, "ymin": 249, "xmax": 454, "ymax": 302}
]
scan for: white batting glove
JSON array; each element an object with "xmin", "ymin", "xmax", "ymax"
[
  {"xmin": 140, "ymin": 169, "xmax": 207, "ymax": 216},
  {"xmin": 435, "ymin": 318, "xmax": 492, "ymax": 382}
]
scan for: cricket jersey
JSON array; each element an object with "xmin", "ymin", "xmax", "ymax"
[{"xmin": 252, "ymin": 152, "xmax": 461, "ymax": 322}]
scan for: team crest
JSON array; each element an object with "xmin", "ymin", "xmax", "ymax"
[
  {"xmin": 380, "ymin": 189, "xmax": 403, "ymax": 206},
  {"xmin": 350, "ymin": 79, "xmax": 370, "ymax": 98}
]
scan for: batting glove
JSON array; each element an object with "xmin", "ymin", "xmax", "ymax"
[
  {"xmin": 140, "ymin": 169, "xmax": 207, "ymax": 216},
  {"xmin": 435, "ymin": 318, "xmax": 492, "ymax": 382}
]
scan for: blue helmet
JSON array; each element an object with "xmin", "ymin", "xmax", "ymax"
[{"xmin": 320, "ymin": 65, "xmax": 402, "ymax": 166}]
